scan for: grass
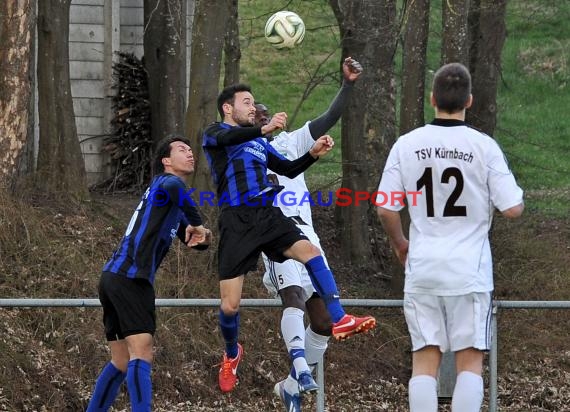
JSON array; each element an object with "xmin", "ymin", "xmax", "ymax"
[
  {"xmin": 238, "ymin": 0, "xmax": 570, "ymax": 214},
  {"xmin": 0, "ymin": 2, "xmax": 568, "ymax": 410},
  {"xmin": 238, "ymin": 0, "xmax": 344, "ymax": 186},
  {"xmin": 239, "ymin": 0, "xmax": 341, "ymax": 124},
  {"xmin": 497, "ymin": 2, "xmax": 570, "ymax": 199}
]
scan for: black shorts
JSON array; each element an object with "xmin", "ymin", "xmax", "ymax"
[
  {"xmin": 218, "ymin": 205, "xmax": 308, "ymax": 279},
  {"xmin": 98, "ymin": 271, "xmax": 156, "ymax": 341}
]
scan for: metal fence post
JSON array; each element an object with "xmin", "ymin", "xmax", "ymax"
[
  {"xmin": 316, "ymin": 355, "xmax": 325, "ymax": 412},
  {"xmin": 438, "ymin": 351, "xmax": 456, "ymax": 401},
  {"xmin": 489, "ymin": 304, "xmax": 498, "ymax": 412}
]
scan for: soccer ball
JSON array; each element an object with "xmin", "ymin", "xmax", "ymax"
[{"xmin": 264, "ymin": 11, "xmax": 305, "ymax": 49}]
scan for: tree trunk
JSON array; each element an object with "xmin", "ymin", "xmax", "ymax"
[
  {"xmin": 441, "ymin": 0, "xmax": 470, "ymax": 65},
  {"xmin": 467, "ymin": 0, "xmax": 481, "ymax": 75},
  {"xmin": 36, "ymin": 0, "xmax": 87, "ymax": 199},
  {"xmin": 223, "ymin": 0, "xmax": 241, "ymax": 86},
  {"xmin": 368, "ymin": 0, "xmax": 397, "ymax": 288},
  {"xmin": 186, "ymin": 0, "xmax": 231, "ymax": 229},
  {"xmin": 395, "ymin": 0, "xmax": 430, "ymax": 295},
  {"xmin": 22, "ymin": 0, "xmax": 38, "ymax": 178},
  {"xmin": 466, "ymin": 0, "xmax": 507, "ymax": 135},
  {"xmin": 330, "ymin": 0, "xmax": 397, "ymax": 269},
  {"xmin": 362, "ymin": 0, "xmax": 397, "ymax": 188},
  {"xmin": 144, "ymin": 0, "xmax": 187, "ymax": 144},
  {"xmin": 400, "ymin": 0, "xmax": 430, "ymax": 135},
  {"xmin": 0, "ymin": 0, "xmax": 33, "ymax": 189}
]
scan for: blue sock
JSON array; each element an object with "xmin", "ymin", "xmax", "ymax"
[
  {"xmin": 219, "ymin": 310, "xmax": 240, "ymax": 358},
  {"xmin": 305, "ymin": 256, "xmax": 345, "ymax": 322},
  {"xmin": 290, "ymin": 365, "xmax": 297, "ymax": 380},
  {"xmin": 127, "ymin": 359, "xmax": 152, "ymax": 412},
  {"xmin": 87, "ymin": 362, "xmax": 126, "ymax": 412}
]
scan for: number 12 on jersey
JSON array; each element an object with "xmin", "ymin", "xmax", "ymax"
[{"xmin": 416, "ymin": 167, "xmax": 467, "ymax": 217}]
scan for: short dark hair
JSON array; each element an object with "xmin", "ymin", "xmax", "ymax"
[
  {"xmin": 153, "ymin": 134, "xmax": 192, "ymax": 175},
  {"xmin": 432, "ymin": 63, "xmax": 472, "ymax": 114},
  {"xmin": 217, "ymin": 83, "xmax": 252, "ymax": 120},
  {"xmin": 254, "ymin": 102, "xmax": 268, "ymax": 111}
]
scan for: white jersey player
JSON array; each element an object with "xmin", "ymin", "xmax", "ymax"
[
  {"xmin": 264, "ymin": 122, "xmax": 326, "ymax": 300},
  {"xmin": 257, "ymin": 57, "xmax": 376, "ymax": 412},
  {"xmin": 377, "ymin": 62, "xmax": 524, "ymax": 412}
]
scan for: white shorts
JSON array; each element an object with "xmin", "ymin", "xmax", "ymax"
[
  {"xmin": 262, "ymin": 223, "xmax": 328, "ymax": 302},
  {"xmin": 404, "ymin": 292, "xmax": 493, "ymax": 353}
]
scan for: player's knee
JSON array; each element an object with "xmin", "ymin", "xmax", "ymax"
[
  {"xmin": 279, "ymin": 286, "xmax": 305, "ymax": 309},
  {"xmin": 220, "ymin": 300, "xmax": 240, "ymax": 315},
  {"xmin": 310, "ymin": 320, "xmax": 332, "ymax": 336},
  {"xmin": 137, "ymin": 352, "xmax": 154, "ymax": 364},
  {"xmin": 111, "ymin": 357, "xmax": 129, "ymax": 373},
  {"xmin": 308, "ymin": 311, "xmax": 333, "ymax": 335},
  {"xmin": 125, "ymin": 335, "xmax": 154, "ymax": 364},
  {"xmin": 305, "ymin": 295, "xmax": 332, "ymax": 334},
  {"xmin": 305, "ymin": 243, "xmax": 321, "ymax": 258},
  {"xmin": 311, "ymin": 243, "xmax": 322, "ymax": 256}
]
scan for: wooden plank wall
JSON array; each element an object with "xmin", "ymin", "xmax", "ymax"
[
  {"xmin": 120, "ymin": 0, "xmax": 144, "ymax": 58},
  {"xmin": 68, "ymin": 0, "xmax": 145, "ymax": 185},
  {"xmin": 69, "ymin": 0, "xmax": 107, "ymax": 185},
  {"xmin": 65, "ymin": 0, "xmax": 192, "ymax": 185}
]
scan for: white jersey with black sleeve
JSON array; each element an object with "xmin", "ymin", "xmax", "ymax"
[
  {"xmin": 268, "ymin": 122, "xmax": 315, "ymax": 227},
  {"xmin": 378, "ymin": 119, "xmax": 524, "ymax": 296},
  {"xmin": 262, "ymin": 122, "xmax": 325, "ymax": 299}
]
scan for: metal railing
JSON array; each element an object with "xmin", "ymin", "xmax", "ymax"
[{"xmin": 1, "ymin": 298, "xmax": 568, "ymax": 411}]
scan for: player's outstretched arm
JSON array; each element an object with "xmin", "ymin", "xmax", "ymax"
[
  {"xmin": 204, "ymin": 123, "xmax": 262, "ymax": 146},
  {"xmin": 266, "ymin": 142, "xmax": 319, "ymax": 179},
  {"xmin": 308, "ymin": 57, "xmax": 363, "ymax": 139}
]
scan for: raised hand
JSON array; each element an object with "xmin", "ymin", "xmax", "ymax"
[
  {"xmin": 309, "ymin": 135, "xmax": 335, "ymax": 158},
  {"xmin": 261, "ymin": 112, "xmax": 287, "ymax": 135},
  {"xmin": 343, "ymin": 57, "xmax": 363, "ymax": 82}
]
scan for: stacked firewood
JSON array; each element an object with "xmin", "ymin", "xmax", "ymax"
[{"xmin": 102, "ymin": 52, "xmax": 152, "ymax": 192}]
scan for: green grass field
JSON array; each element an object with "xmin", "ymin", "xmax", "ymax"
[
  {"xmin": 238, "ymin": 0, "xmax": 570, "ymax": 214},
  {"xmin": 238, "ymin": 0, "xmax": 344, "ymax": 186},
  {"xmin": 497, "ymin": 2, "xmax": 570, "ymax": 214}
]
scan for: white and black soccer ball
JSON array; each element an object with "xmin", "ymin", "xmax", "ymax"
[{"xmin": 264, "ymin": 11, "xmax": 305, "ymax": 49}]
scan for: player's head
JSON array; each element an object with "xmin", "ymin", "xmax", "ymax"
[
  {"xmin": 254, "ymin": 103, "xmax": 271, "ymax": 126},
  {"xmin": 254, "ymin": 103, "xmax": 274, "ymax": 140},
  {"xmin": 217, "ymin": 83, "xmax": 256, "ymax": 127},
  {"xmin": 431, "ymin": 63, "xmax": 472, "ymax": 114},
  {"xmin": 153, "ymin": 134, "xmax": 194, "ymax": 176}
]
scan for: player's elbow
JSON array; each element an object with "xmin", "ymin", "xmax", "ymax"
[
  {"xmin": 376, "ymin": 206, "xmax": 392, "ymax": 221},
  {"xmin": 501, "ymin": 202, "xmax": 524, "ymax": 219}
]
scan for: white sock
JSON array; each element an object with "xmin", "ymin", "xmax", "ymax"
[
  {"xmin": 281, "ymin": 307, "xmax": 309, "ymax": 377},
  {"xmin": 409, "ymin": 375, "xmax": 438, "ymax": 412},
  {"xmin": 304, "ymin": 326, "xmax": 329, "ymax": 371},
  {"xmin": 451, "ymin": 371, "xmax": 484, "ymax": 412},
  {"xmin": 284, "ymin": 375, "xmax": 299, "ymax": 395}
]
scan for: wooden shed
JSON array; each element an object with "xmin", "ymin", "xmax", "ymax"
[{"xmin": 34, "ymin": 0, "xmax": 193, "ymax": 185}]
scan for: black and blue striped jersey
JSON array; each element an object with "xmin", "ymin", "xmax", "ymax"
[
  {"xmin": 103, "ymin": 173, "xmax": 202, "ymax": 284},
  {"xmin": 202, "ymin": 122, "xmax": 318, "ymax": 207}
]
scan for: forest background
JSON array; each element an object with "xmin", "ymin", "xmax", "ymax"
[{"xmin": 0, "ymin": 0, "xmax": 569, "ymax": 411}]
